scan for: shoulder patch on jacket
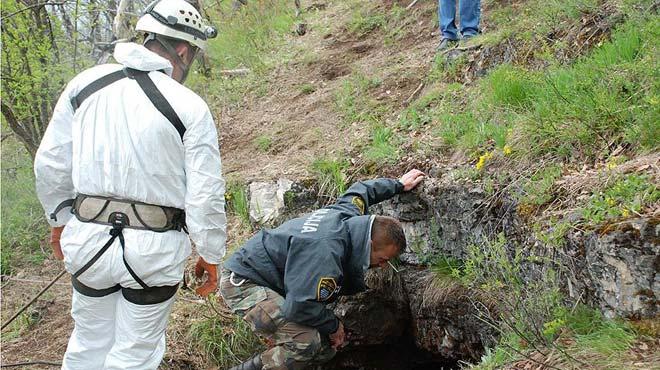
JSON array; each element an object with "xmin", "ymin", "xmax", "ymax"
[
  {"xmin": 351, "ymin": 196, "xmax": 365, "ymax": 215},
  {"xmin": 317, "ymin": 277, "xmax": 339, "ymax": 302}
]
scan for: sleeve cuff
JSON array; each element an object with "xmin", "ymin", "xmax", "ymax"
[
  {"xmin": 46, "ymin": 211, "xmax": 72, "ymax": 227},
  {"xmin": 395, "ymin": 180, "xmax": 405, "ymax": 193},
  {"xmin": 317, "ymin": 315, "xmax": 339, "ymax": 336}
]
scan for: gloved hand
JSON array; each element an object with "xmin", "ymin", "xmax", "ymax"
[
  {"xmin": 50, "ymin": 226, "xmax": 65, "ymax": 260},
  {"xmin": 194, "ymin": 257, "xmax": 218, "ymax": 297}
]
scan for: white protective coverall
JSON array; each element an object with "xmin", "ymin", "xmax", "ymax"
[{"xmin": 34, "ymin": 42, "xmax": 226, "ymax": 369}]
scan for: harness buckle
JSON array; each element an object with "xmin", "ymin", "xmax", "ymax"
[{"xmin": 109, "ymin": 212, "xmax": 128, "ymax": 236}]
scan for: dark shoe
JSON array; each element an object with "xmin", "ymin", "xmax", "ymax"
[
  {"xmin": 437, "ymin": 38, "xmax": 458, "ymax": 51},
  {"xmin": 228, "ymin": 354, "xmax": 263, "ymax": 370},
  {"xmin": 460, "ymin": 35, "xmax": 475, "ymax": 45}
]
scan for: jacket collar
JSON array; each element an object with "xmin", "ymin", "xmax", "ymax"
[
  {"xmin": 113, "ymin": 42, "xmax": 174, "ymax": 76},
  {"xmin": 344, "ymin": 215, "xmax": 374, "ymax": 293}
]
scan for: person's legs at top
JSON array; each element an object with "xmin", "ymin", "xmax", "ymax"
[
  {"xmin": 62, "ymin": 290, "xmax": 120, "ymax": 370},
  {"xmin": 439, "ymin": 0, "xmax": 459, "ymax": 41},
  {"xmin": 459, "ymin": 0, "xmax": 481, "ymax": 38},
  {"xmin": 61, "ymin": 220, "xmax": 121, "ymax": 370},
  {"xmin": 244, "ymin": 291, "xmax": 335, "ymax": 370},
  {"xmin": 103, "ymin": 294, "xmax": 176, "ymax": 370},
  {"xmin": 220, "ymin": 271, "xmax": 335, "ymax": 370},
  {"xmin": 103, "ymin": 228, "xmax": 188, "ymax": 370}
]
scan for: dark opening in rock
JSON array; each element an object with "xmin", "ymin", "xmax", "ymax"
[{"xmin": 323, "ymin": 334, "xmax": 460, "ymax": 370}]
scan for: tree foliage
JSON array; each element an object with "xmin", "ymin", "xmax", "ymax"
[
  {"xmin": 2, "ymin": 1, "xmax": 77, "ymax": 158},
  {"xmin": 0, "ymin": 0, "xmax": 143, "ymax": 158}
]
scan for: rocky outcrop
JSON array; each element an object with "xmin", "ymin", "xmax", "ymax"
[
  {"xmin": 327, "ymin": 268, "xmax": 493, "ymax": 370},
  {"xmin": 567, "ymin": 217, "xmax": 659, "ymax": 319},
  {"xmin": 255, "ymin": 176, "xmax": 658, "ymax": 368},
  {"xmin": 248, "ymin": 178, "xmax": 293, "ymax": 224}
]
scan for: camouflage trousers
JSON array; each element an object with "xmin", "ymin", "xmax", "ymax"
[{"xmin": 219, "ymin": 269, "xmax": 336, "ymax": 370}]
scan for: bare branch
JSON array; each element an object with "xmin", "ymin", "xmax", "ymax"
[{"xmin": 1, "ymin": 1, "xmax": 68, "ymax": 21}]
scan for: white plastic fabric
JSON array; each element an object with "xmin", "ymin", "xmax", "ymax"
[
  {"xmin": 136, "ymin": 0, "xmax": 210, "ymax": 51},
  {"xmin": 63, "ymin": 290, "xmax": 174, "ymax": 370},
  {"xmin": 34, "ymin": 43, "xmax": 227, "ymax": 369}
]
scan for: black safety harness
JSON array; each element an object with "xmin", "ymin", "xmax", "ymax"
[{"xmin": 51, "ymin": 67, "xmax": 188, "ymax": 305}]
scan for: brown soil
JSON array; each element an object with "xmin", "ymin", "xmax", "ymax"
[
  {"xmin": 218, "ymin": 0, "xmax": 439, "ymax": 182},
  {"xmin": 1, "ymin": 259, "xmax": 72, "ymax": 368}
]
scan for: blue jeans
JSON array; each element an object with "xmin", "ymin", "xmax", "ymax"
[{"xmin": 438, "ymin": 0, "xmax": 481, "ymax": 40}]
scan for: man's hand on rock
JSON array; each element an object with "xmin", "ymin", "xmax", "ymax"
[
  {"xmin": 399, "ymin": 169, "xmax": 425, "ymax": 191},
  {"xmin": 329, "ymin": 320, "xmax": 346, "ymax": 350}
]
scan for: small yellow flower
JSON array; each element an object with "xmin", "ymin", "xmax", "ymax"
[
  {"xmin": 621, "ymin": 208, "xmax": 630, "ymax": 217},
  {"xmin": 607, "ymin": 161, "xmax": 617, "ymax": 170},
  {"xmin": 503, "ymin": 145, "xmax": 513, "ymax": 156},
  {"xmin": 475, "ymin": 152, "xmax": 493, "ymax": 170},
  {"xmin": 606, "ymin": 197, "xmax": 616, "ymax": 207}
]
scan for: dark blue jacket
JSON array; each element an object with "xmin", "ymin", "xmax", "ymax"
[{"xmin": 224, "ymin": 178, "xmax": 404, "ymax": 335}]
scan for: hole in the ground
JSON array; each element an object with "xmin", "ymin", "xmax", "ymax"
[{"xmin": 323, "ymin": 336, "xmax": 461, "ymax": 370}]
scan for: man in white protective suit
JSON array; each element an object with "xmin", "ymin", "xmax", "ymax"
[{"xmin": 33, "ymin": 1, "xmax": 225, "ymax": 369}]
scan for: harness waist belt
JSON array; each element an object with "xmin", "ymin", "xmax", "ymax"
[{"xmin": 72, "ymin": 194, "xmax": 185, "ymax": 232}]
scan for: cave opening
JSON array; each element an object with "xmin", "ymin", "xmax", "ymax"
[{"xmin": 323, "ymin": 334, "xmax": 465, "ymax": 370}]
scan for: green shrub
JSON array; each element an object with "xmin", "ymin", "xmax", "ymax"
[
  {"xmin": 1, "ymin": 139, "xmax": 48, "ymax": 274},
  {"xmin": 485, "ymin": 65, "xmax": 536, "ymax": 109},
  {"xmin": 225, "ymin": 181, "xmax": 251, "ymax": 228},
  {"xmin": 311, "ymin": 157, "xmax": 349, "ymax": 200},
  {"xmin": 582, "ymin": 174, "xmax": 659, "ymax": 224},
  {"xmin": 190, "ymin": 300, "xmax": 264, "ymax": 368}
]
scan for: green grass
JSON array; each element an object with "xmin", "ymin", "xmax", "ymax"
[
  {"xmin": 474, "ymin": 307, "xmax": 635, "ymax": 370},
  {"xmin": 206, "ymin": 0, "xmax": 297, "ymax": 72},
  {"xmin": 425, "ymin": 17, "xmax": 659, "ymax": 161},
  {"xmin": 311, "ymin": 157, "xmax": 349, "ymax": 200},
  {"xmin": 1, "ymin": 137, "xmax": 48, "ymax": 274},
  {"xmin": 518, "ymin": 165, "xmax": 563, "ymax": 207},
  {"xmin": 346, "ymin": 2, "xmax": 411, "ymax": 46},
  {"xmin": 484, "ymin": 65, "xmax": 536, "ymax": 109},
  {"xmin": 517, "ymin": 21, "xmax": 658, "ymax": 158},
  {"xmin": 334, "ymin": 72, "xmax": 383, "ymax": 126},
  {"xmin": 436, "ymin": 231, "xmax": 639, "ymax": 370},
  {"xmin": 187, "ymin": 0, "xmax": 299, "ymax": 106},
  {"xmin": 225, "ymin": 180, "xmax": 251, "ymax": 228},
  {"xmin": 582, "ymin": 174, "xmax": 659, "ymax": 224},
  {"xmin": 479, "ymin": 0, "xmax": 600, "ymax": 48},
  {"xmin": 190, "ymin": 300, "xmax": 264, "ymax": 368},
  {"xmin": 364, "ymin": 124, "xmax": 398, "ymax": 164},
  {"xmin": 299, "ymin": 83, "xmax": 316, "ymax": 95},
  {"xmin": 399, "ymin": 107, "xmax": 432, "ymax": 131},
  {"xmin": 428, "ymin": 53, "xmax": 469, "ymax": 83},
  {"xmin": 253, "ymin": 135, "xmax": 273, "ymax": 152},
  {"xmin": 1, "ymin": 310, "xmax": 43, "ymax": 341},
  {"xmin": 347, "ymin": 9, "xmax": 386, "ymax": 35}
]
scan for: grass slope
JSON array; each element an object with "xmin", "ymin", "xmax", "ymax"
[{"xmin": 194, "ymin": 0, "xmax": 658, "ymax": 368}]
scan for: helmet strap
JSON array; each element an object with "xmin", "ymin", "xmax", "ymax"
[{"xmin": 144, "ymin": 33, "xmax": 195, "ymax": 82}]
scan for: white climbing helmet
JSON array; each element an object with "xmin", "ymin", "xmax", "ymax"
[{"xmin": 136, "ymin": 0, "xmax": 217, "ymax": 52}]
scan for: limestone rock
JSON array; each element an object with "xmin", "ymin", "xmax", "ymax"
[
  {"xmin": 248, "ymin": 179, "xmax": 293, "ymax": 225},
  {"xmin": 569, "ymin": 218, "xmax": 659, "ymax": 319}
]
